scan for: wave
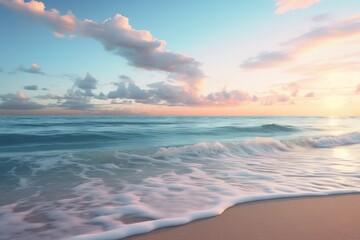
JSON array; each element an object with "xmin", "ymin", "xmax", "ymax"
[
  {"xmin": 308, "ymin": 133, "xmax": 360, "ymax": 147},
  {"xmin": 153, "ymin": 132, "xmax": 360, "ymax": 158},
  {"xmin": 217, "ymin": 124, "xmax": 300, "ymax": 133},
  {"xmin": 0, "ymin": 132, "xmax": 143, "ymax": 146},
  {"xmin": 0, "ymin": 123, "xmax": 302, "ymax": 149},
  {"xmin": 8, "ymin": 121, "xmax": 177, "ymax": 128}
]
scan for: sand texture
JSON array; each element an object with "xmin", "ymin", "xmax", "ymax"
[{"xmin": 125, "ymin": 194, "xmax": 360, "ymax": 240}]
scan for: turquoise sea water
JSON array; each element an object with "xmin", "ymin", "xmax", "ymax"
[{"xmin": 0, "ymin": 116, "xmax": 360, "ymax": 239}]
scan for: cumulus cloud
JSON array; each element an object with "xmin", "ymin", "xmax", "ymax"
[
  {"xmin": 18, "ymin": 63, "xmax": 43, "ymax": 74},
  {"xmin": 149, "ymin": 82, "xmax": 203, "ymax": 105},
  {"xmin": 36, "ymin": 73, "xmax": 100, "ymax": 110},
  {"xmin": 0, "ymin": 0, "xmax": 204, "ymax": 93},
  {"xmin": 275, "ymin": 0, "xmax": 321, "ymax": 14},
  {"xmin": 24, "ymin": 85, "xmax": 38, "ymax": 90},
  {"xmin": 206, "ymin": 90, "xmax": 256, "ymax": 105},
  {"xmin": 108, "ymin": 79, "xmax": 149, "ymax": 101},
  {"xmin": 241, "ymin": 12, "xmax": 360, "ymax": 69},
  {"xmin": 59, "ymin": 88, "xmax": 96, "ymax": 110},
  {"xmin": 74, "ymin": 73, "xmax": 98, "ymax": 96},
  {"xmin": 42, "ymin": 88, "xmax": 97, "ymax": 110},
  {"xmin": 107, "ymin": 78, "xmax": 199, "ymax": 105},
  {"xmin": 0, "ymin": 92, "xmax": 44, "ymax": 109},
  {"xmin": 75, "ymin": 73, "xmax": 97, "ymax": 90}
]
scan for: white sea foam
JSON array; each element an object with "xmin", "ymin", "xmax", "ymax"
[
  {"xmin": 310, "ymin": 132, "xmax": 360, "ymax": 148},
  {"xmin": 69, "ymin": 190, "xmax": 360, "ymax": 240}
]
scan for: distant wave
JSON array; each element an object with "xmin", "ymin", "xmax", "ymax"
[
  {"xmin": 10, "ymin": 121, "xmax": 177, "ymax": 127},
  {"xmin": 0, "ymin": 132, "xmax": 137, "ymax": 145},
  {"xmin": 0, "ymin": 123, "xmax": 301, "ymax": 148},
  {"xmin": 217, "ymin": 124, "xmax": 300, "ymax": 133}
]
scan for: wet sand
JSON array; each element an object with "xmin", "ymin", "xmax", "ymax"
[{"xmin": 125, "ymin": 194, "xmax": 360, "ymax": 240}]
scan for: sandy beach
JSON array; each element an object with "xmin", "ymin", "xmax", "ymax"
[{"xmin": 125, "ymin": 194, "xmax": 360, "ymax": 240}]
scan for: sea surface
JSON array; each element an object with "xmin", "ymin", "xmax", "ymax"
[{"xmin": 0, "ymin": 116, "xmax": 360, "ymax": 240}]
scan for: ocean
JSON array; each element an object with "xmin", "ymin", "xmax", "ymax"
[{"xmin": 0, "ymin": 116, "xmax": 360, "ymax": 240}]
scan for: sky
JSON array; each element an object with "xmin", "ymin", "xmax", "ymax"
[{"xmin": 0, "ymin": 0, "xmax": 360, "ymax": 116}]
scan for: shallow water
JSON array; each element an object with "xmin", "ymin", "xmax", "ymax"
[{"xmin": 0, "ymin": 116, "xmax": 360, "ymax": 239}]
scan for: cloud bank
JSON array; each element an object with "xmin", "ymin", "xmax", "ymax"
[{"xmin": 107, "ymin": 76, "xmax": 256, "ymax": 106}]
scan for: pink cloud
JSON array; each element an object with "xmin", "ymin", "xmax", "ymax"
[
  {"xmin": 275, "ymin": 0, "xmax": 321, "ymax": 14},
  {"xmin": 204, "ymin": 90, "xmax": 256, "ymax": 106},
  {"xmin": 241, "ymin": 12, "xmax": 360, "ymax": 69},
  {"xmin": 288, "ymin": 59, "xmax": 360, "ymax": 76},
  {"xmin": 356, "ymin": 84, "xmax": 360, "ymax": 93},
  {"xmin": 0, "ymin": 0, "xmax": 76, "ymax": 32},
  {"xmin": 285, "ymin": 17, "xmax": 360, "ymax": 52}
]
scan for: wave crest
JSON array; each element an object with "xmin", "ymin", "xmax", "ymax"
[
  {"xmin": 218, "ymin": 124, "xmax": 299, "ymax": 133},
  {"xmin": 152, "ymin": 132, "xmax": 360, "ymax": 158}
]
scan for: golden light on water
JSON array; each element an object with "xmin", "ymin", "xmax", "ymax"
[
  {"xmin": 327, "ymin": 117, "xmax": 345, "ymax": 135},
  {"xmin": 328, "ymin": 118, "xmax": 339, "ymax": 127},
  {"xmin": 331, "ymin": 147, "xmax": 357, "ymax": 173},
  {"xmin": 332, "ymin": 147, "xmax": 351, "ymax": 160}
]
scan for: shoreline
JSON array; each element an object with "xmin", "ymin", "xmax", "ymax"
[{"xmin": 124, "ymin": 193, "xmax": 360, "ymax": 240}]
